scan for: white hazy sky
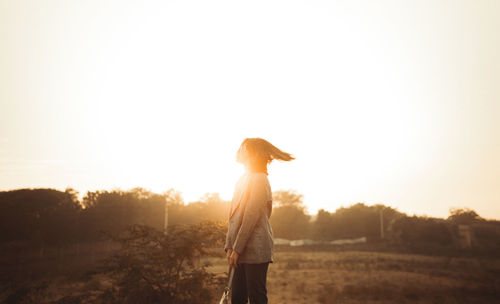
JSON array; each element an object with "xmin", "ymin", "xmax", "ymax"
[{"xmin": 1, "ymin": 0, "xmax": 499, "ymax": 219}]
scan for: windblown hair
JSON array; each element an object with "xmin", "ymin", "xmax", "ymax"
[{"xmin": 236, "ymin": 138, "xmax": 294, "ymax": 164}]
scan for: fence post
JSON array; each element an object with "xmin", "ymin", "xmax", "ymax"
[
  {"xmin": 164, "ymin": 199, "xmax": 169, "ymax": 235},
  {"xmin": 380, "ymin": 208, "xmax": 385, "ymax": 239}
]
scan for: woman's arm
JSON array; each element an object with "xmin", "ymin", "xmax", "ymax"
[{"xmin": 224, "ymin": 229, "xmax": 232, "ymax": 252}]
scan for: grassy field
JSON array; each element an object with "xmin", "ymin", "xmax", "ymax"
[
  {"xmin": 209, "ymin": 249, "xmax": 500, "ymax": 304},
  {"xmin": 2, "ymin": 248, "xmax": 500, "ymax": 303}
]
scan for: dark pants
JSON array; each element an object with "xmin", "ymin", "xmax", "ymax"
[{"xmin": 231, "ymin": 263, "xmax": 269, "ymax": 304}]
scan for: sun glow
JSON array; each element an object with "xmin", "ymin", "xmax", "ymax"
[{"xmin": 1, "ymin": 0, "xmax": 499, "ymax": 218}]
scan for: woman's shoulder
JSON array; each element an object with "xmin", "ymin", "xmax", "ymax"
[
  {"xmin": 248, "ymin": 172, "xmax": 269, "ymax": 183},
  {"xmin": 247, "ymin": 173, "xmax": 271, "ymax": 197},
  {"xmin": 236, "ymin": 172, "xmax": 270, "ymax": 192},
  {"xmin": 235, "ymin": 173, "xmax": 267, "ymax": 190}
]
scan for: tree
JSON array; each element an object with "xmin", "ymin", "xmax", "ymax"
[
  {"xmin": 311, "ymin": 203, "xmax": 404, "ymax": 241},
  {"xmin": 448, "ymin": 208, "xmax": 480, "ymax": 225},
  {"xmin": 80, "ymin": 188, "xmax": 168, "ymax": 241},
  {"xmin": 0, "ymin": 188, "xmax": 81, "ymax": 246},
  {"xmin": 167, "ymin": 193, "xmax": 229, "ymax": 226},
  {"xmin": 270, "ymin": 190, "xmax": 310, "ymax": 239},
  {"xmin": 312, "ymin": 209, "xmax": 334, "ymax": 240},
  {"xmin": 392, "ymin": 216, "xmax": 453, "ymax": 247},
  {"xmin": 272, "ymin": 190, "xmax": 304, "ymax": 208}
]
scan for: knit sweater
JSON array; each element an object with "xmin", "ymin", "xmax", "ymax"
[{"xmin": 224, "ymin": 172, "xmax": 274, "ymax": 264}]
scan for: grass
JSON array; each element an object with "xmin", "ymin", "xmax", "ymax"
[
  {"xmin": 2, "ymin": 248, "xmax": 499, "ymax": 303},
  {"xmin": 208, "ymin": 249, "xmax": 500, "ymax": 304}
]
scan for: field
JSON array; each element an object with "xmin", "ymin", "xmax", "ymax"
[
  {"xmin": 209, "ymin": 249, "xmax": 500, "ymax": 304},
  {"xmin": 2, "ymin": 247, "xmax": 500, "ymax": 303}
]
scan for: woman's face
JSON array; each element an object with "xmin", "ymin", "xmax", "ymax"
[{"xmin": 236, "ymin": 143, "xmax": 250, "ymax": 165}]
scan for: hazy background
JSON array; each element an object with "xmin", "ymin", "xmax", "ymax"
[{"xmin": 1, "ymin": 0, "xmax": 499, "ymax": 219}]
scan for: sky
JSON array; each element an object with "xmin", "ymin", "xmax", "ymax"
[{"xmin": 1, "ymin": 0, "xmax": 499, "ymax": 219}]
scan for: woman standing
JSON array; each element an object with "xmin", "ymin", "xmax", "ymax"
[{"xmin": 224, "ymin": 138, "xmax": 294, "ymax": 304}]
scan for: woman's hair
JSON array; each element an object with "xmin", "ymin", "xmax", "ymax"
[{"xmin": 236, "ymin": 138, "xmax": 294, "ymax": 165}]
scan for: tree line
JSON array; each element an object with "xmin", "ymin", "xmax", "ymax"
[{"xmin": 1, "ymin": 187, "xmax": 499, "ymax": 254}]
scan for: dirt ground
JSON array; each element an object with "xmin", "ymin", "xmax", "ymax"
[
  {"xmin": 2, "ymin": 249, "xmax": 499, "ymax": 303},
  {"xmin": 208, "ymin": 250, "xmax": 500, "ymax": 304}
]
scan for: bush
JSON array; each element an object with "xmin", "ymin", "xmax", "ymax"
[
  {"xmin": 98, "ymin": 221, "xmax": 226, "ymax": 304},
  {"xmin": 392, "ymin": 216, "xmax": 453, "ymax": 249}
]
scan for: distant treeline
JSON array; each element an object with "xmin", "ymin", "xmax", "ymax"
[{"xmin": 1, "ymin": 188, "xmax": 499, "ymax": 254}]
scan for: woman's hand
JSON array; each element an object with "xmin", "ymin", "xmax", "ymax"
[
  {"xmin": 226, "ymin": 248, "xmax": 233, "ymax": 264},
  {"xmin": 229, "ymin": 250, "xmax": 239, "ymax": 268}
]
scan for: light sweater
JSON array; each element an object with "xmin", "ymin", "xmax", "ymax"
[{"xmin": 224, "ymin": 172, "xmax": 274, "ymax": 264}]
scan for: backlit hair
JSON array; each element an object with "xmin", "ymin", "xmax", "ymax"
[{"xmin": 236, "ymin": 138, "xmax": 294, "ymax": 164}]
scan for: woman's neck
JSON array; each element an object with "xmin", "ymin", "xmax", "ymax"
[{"xmin": 247, "ymin": 160, "xmax": 268, "ymax": 175}]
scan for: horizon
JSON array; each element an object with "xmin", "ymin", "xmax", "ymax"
[
  {"xmin": 1, "ymin": 0, "xmax": 499, "ymax": 220},
  {"xmin": 0, "ymin": 185, "xmax": 497, "ymax": 221}
]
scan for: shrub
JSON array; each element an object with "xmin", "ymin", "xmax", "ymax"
[{"xmin": 98, "ymin": 221, "xmax": 226, "ymax": 304}]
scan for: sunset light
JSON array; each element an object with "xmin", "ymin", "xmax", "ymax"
[
  {"xmin": 2, "ymin": 0, "xmax": 499, "ymax": 219},
  {"xmin": 2, "ymin": 1, "xmax": 500, "ymax": 303}
]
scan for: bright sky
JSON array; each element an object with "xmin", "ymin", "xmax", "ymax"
[{"xmin": 1, "ymin": 0, "xmax": 499, "ymax": 219}]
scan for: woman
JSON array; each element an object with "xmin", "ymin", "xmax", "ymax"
[{"xmin": 224, "ymin": 138, "xmax": 294, "ymax": 304}]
